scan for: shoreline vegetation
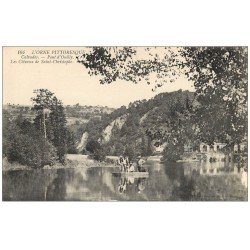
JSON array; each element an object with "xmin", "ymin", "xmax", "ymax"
[
  {"xmin": 2, "ymin": 154, "xmax": 164, "ymax": 172},
  {"xmin": 2, "ymin": 154, "xmax": 120, "ymax": 172}
]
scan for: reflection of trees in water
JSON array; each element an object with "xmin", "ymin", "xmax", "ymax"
[
  {"xmin": 164, "ymin": 163, "xmax": 184, "ymax": 181},
  {"xmin": 2, "ymin": 168, "xmax": 89, "ymax": 201},
  {"xmin": 164, "ymin": 163, "xmax": 247, "ymax": 201},
  {"xmin": 86, "ymin": 168, "xmax": 115, "ymax": 195},
  {"xmin": 190, "ymin": 175, "xmax": 247, "ymax": 201},
  {"xmin": 46, "ymin": 169, "xmax": 67, "ymax": 201},
  {"xmin": 46, "ymin": 169, "xmax": 91, "ymax": 201},
  {"xmin": 3, "ymin": 163, "xmax": 247, "ymax": 201},
  {"xmin": 52, "ymin": 167, "xmax": 120, "ymax": 201},
  {"xmin": 3, "ymin": 169, "xmax": 57, "ymax": 201},
  {"xmin": 164, "ymin": 163, "xmax": 196, "ymax": 201},
  {"xmin": 146, "ymin": 171, "xmax": 173, "ymax": 200},
  {"xmin": 171, "ymin": 178, "xmax": 196, "ymax": 201}
]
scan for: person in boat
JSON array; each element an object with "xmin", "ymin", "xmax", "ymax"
[
  {"xmin": 125, "ymin": 157, "xmax": 130, "ymax": 172},
  {"xmin": 118, "ymin": 156, "xmax": 124, "ymax": 172},
  {"xmin": 136, "ymin": 156, "xmax": 146, "ymax": 172},
  {"xmin": 118, "ymin": 156, "xmax": 127, "ymax": 172},
  {"xmin": 119, "ymin": 156, "xmax": 137, "ymax": 173},
  {"xmin": 128, "ymin": 163, "xmax": 135, "ymax": 172}
]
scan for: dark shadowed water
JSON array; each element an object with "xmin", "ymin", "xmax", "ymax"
[{"xmin": 2, "ymin": 160, "xmax": 248, "ymax": 201}]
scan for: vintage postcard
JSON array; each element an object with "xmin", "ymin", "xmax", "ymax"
[{"xmin": 2, "ymin": 46, "xmax": 248, "ymax": 201}]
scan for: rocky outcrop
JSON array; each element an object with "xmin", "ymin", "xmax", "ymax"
[
  {"xmin": 77, "ymin": 132, "xmax": 89, "ymax": 152},
  {"xmin": 102, "ymin": 114, "xmax": 127, "ymax": 143}
]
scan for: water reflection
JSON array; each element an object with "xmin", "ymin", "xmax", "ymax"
[
  {"xmin": 2, "ymin": 161, "xmax": 247, "ymax": 201},
  {"xmin": 46, "ymin": 170, "xmax": 67, "ymax": 201},
  {"xmin": 118, "ymin": 177, "xmax": 147, "ymax": 194},
  {"xmin": 165, "ymin": 162, "xmax": 248, "ymax": 201}
]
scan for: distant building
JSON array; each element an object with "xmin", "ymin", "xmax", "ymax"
[
  {"xmin": 199, "ymin": 142, "xmax": 226, "ymax": 153},
  {"xmin": 199, "ymin": 142, "xmax": 226, "ymax": 161},
  {"xmin": 213, "ymin": 142, "xmax": 227, "ymax": 152},
  {"xmin": 234, "ymin": 142, "xmax": 247, "ymax": 153}
]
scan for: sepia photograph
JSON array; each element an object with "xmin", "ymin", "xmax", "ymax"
[
  {"xmin": 1, "ymin": 1, "xmax": 250, "ymax": 250},
  {"xmin": 2, "ymin": 46, "xmax": 248, "ymax": 201}
]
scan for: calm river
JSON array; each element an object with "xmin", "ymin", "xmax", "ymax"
[{"xmin": 2, "ymin": 160, "xmax": 248, "ymax": 201}]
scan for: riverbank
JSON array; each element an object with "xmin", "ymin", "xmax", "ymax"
[{"xmin": 2, "ymin": 154, "xmax": 119, "ymax": 172}]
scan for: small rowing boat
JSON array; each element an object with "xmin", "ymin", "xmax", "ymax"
[
  {"xmin": 176, "ymin": 159, "xmax": 199, "ymax": 163},
  {"xmin": 113, "ymin": 172, "xmax": 149, "ymax": 178}
]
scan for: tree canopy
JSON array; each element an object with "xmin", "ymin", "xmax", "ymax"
[
  {"xmin": 77, "ymin": 47, "xmax": 247, "ymax": 147},
  {"xmin": 32, "ymin": 89, "xmax": 72, "ymax": 163}
]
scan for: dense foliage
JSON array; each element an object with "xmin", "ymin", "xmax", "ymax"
[
  {"xmin": 3, "ymin": 112, "xmax": 57, "ymax": 168},
  {"xmin": 77, "ymin": 47, "xmax": 247, "ymax": 159},
  {"xmin": 3, "ymin": 89, "xmax": 77, "ymax": 167},
  {"xmin": 86, "ymin": 139, "xmax": 106, "ymax": 161},
  {"xmin": 81, "ymin": 90, "xmax": 196, "ymax": 161},
  {"xmin": 182, "ymin": 47, "xmax": 247, "ymax": 147}
]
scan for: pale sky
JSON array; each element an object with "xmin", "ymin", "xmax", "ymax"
[{"xmin": 3, "ymin": 47, "xmax": 194, "ymax": 108}]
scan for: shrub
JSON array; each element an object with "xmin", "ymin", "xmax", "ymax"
[
  {"xmin": 4, "ymin": 117, "xmax": 57, "ymax": 168},
  {"xmin": 162, "ymin": 141, "xmax": 184, "ymax": 162},
  {"xmin": 86, "ymin": 139, "xmax": 106, "ymax": 161},
  {"xmin": 6, "ymin": 132, "xmax": 57, "ymax": 168}
]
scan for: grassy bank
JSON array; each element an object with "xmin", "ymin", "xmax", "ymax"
[{"xmin": 2, "ymin": 154, "xmax": 119, "ymax": 172}]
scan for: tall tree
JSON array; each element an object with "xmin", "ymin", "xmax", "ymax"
[
  {"xmin": 32, "ymin": 89, "xmax": 68, "ymax": 163},
  {"xmin": 182, "ymin": 47, "xmax": 247, "ymax": 146}
]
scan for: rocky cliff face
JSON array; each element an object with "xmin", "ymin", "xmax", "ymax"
[
  {"xmin": 77, "ymin": 132, "xmax": 88, "ymax": 152},
  {"xmin": 79, "ymin": 90, "xmax": 195, "ymax": 155},
  {"xmin": 101, "ymin": 114, "xmax": 127, "ymax": 143}
]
